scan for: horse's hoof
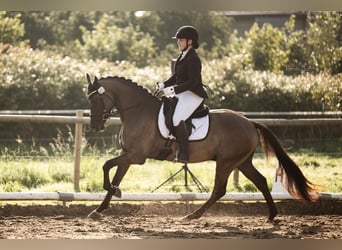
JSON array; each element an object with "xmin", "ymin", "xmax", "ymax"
[
  {"xmin": 88, "ymin": 209, "xmax": 103, "ymax": 220},
  {"xmin": 267, "ymin": 214, "xmax": 279, "ymax": 224},
  {"xmin": 183, "ymin": 213, "xmax": 201, "ymax": 220},
  {"xmin": 268, "ymin": 209, "xmax": 278, "ymax": 222},
  {"xmin": 269, "ymin": 218, "xmax": 280, "ymax": 225}
]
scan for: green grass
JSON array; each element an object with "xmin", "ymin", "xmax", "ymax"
[{"xmin": 0, "ymin": 153, "xmax": 341, "ymax": 194}]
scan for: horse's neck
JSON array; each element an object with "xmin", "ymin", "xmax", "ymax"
[
  {"xmin": 108, "ymin": 82, "xmax": 160, "ymax": 121},
  {"xmin": 120, "ymin": 99, "xmax": 160, "ymax": 124}
]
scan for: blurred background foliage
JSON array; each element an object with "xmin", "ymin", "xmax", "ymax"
[{"xmin": 0, "ymin": 11, "xmax": 341, "ymax": 149}]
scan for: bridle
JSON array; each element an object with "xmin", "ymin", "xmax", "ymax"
[
  {"xmin": 88, "ymin": 85, "xmax": 140, "ymax": 122},
  {"xmin": 88, "ymin": 86, "xmax": 117, "ymax": 122},
  {"xmin": 90, "ymin": 107, "xmax": 118, "ymax": 121}
]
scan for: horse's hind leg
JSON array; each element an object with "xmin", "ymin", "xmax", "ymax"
[
  {"xmin": 239, "ymin": 159, "xmax": 278, "ymax": 221},
  {"xmin": 184, "ymin": 159, "xmax": 234, "ymax": 220}
]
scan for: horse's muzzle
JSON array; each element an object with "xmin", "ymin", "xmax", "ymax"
[{"xmin": 90, "ymin": 120, "xmax": 105, "ymax": 132}]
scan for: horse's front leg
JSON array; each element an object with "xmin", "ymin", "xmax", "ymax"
[
  {"xmin": 102, "ymin": 154, "xmax": 129, "ymax": 193},
  {"xmin": 88, "ymin": 154, "xmax": 130, "ymax": 218}
]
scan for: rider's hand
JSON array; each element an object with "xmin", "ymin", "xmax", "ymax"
[
  {"xmin": 162, "ymin": 86, "xmax": 175, "ymax": 97},
  {"xmin": 155, "ymin": 82, "xmax": 165, "ymax": 91}
]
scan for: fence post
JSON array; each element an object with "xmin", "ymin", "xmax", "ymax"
[
  {"xmin": 233, "ymin": 169, "xmax": 241, "ymax": 190},
  {"xmin": 73, "ymin": 110, "xmax": 83, "ymax": 192}
]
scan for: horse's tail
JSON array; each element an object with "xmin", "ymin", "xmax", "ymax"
[{"xmin": 252, "ymin": 121, "xmax": 319, "ymax": 201}]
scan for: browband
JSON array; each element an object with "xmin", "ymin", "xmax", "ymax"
[{"xmin": 88, "ymin": 86, "xmax": 105, "ymax": 98}]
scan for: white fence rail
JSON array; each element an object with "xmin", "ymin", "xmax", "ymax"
[{"xmin": 0, "ymin": 192, "xmax": 341, "ymax": 203}]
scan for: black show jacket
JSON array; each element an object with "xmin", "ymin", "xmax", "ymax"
[{"xmin": 163, "ymin": 48, "xmax": 208, "ymax": 99}]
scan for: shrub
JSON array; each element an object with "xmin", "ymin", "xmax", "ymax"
[
  {"xmin": 245, "ymin": 23, "xmax": 289, "ymax": 73},
  {"xmin": 242, "ymin": 183, "xmax": 258, "ymax": 192},
  {"xmin": 204, "ymin": 56, "xmax": 342, "ymax": 111},
  {"xmin": 304, "ymin": 12, "xmax": 342, "ymax": 74},
  {"xmin": 0, "ymin": 11, "xmax": 25, "ymax": 45},
  {"xmin": 0, "ymin": 163, "xmax": 50, "ymax": 189},
  {"xmin": 50, "ymin": 171, "xmax": 73, "ymax": 183},
  {"xmin": 84, "ymin": 175, "xmax": 102, "ymax": 192},
  {"xmin": 19, "ymin": 167, "xmax": 50, "ymax": 188},
  {"xmin": 0, "ymin": 181, "xmax": 22, "ymax": 192},
  {"xmin": 0, "ymin": 44, "xmax": 340, "ymax": 148},
  {"xmin": 228, "ymin": 13, "xmax": 342, "ymax": 75},
  {"xmin": 80, "ymin": 14, "xmax": 156, "ymax": 67},
  {"xmin": 0, "ymin": 45, "xmax": 170, "ymax": 144}
]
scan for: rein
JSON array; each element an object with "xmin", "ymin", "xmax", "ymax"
[
  {"xmin": 89, "ymin": 92, "xmax": 142, "ymax": 121},
  {"xmin": 88, "ymin": 76, "xmax": 159, "ymax": 126},
  {"xmin": 89, "ymin": 88, "xmax": 116, "ymax": 121}
]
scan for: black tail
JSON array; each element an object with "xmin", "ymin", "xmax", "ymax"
[{"xmin": 252, "ymin": 121, "xmax": 318, "ymax": 201}]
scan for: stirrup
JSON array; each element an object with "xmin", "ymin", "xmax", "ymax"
[{"xmin": 175, "ymin": 150, "xmax": 188, "ymax": 162}]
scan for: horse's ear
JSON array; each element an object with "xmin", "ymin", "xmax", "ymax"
[
  {"xmin": 87, "ymin": 73, "xmax": 97, "ymax": 94},
  {"xmin": 86, "ymin": 73, "xmax": 92, "ymax": 85},
  {"xmin": 87, "ymin": 73, "xmax": 93, "ymax": 93},
  {"xmin": 94, "ymin": 76, "xmax": 98, "ymax": 84}
]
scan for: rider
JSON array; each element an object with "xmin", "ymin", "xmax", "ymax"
[{"xmin": 156, "ymin": 25, "xmax": 208, "ymax": 162}]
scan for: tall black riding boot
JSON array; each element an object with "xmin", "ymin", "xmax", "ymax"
[{"xmin": 174, "ymin": 120, "xmax": 189, "ymax": 162}]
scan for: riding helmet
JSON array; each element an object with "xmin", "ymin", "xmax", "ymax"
[{"xmin": 172, "ymin": 25, "xmax": 199, "ymax": 49}]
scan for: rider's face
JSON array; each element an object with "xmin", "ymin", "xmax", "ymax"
[{"xmin": 177, "ymin": 38, "xmax": 191, "ymax": 51}]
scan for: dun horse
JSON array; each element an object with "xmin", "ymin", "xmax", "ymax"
[{"xmin": 86, "ymin": 74, "xmax": 318, "ymax": 221}]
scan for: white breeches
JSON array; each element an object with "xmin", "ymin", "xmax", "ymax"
[{"xmin": 173, "ymin": 90, "xmax": 204, "ymax": 126}]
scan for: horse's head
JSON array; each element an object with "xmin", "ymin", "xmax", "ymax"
[{"xmin": 87, "ymin": 74, "xmax": 114, "ymax": 132}]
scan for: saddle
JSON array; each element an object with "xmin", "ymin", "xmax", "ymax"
[
  {"xmin": 161, "ymin": 96, "xmax": 209, "ymax": 138},
  {"xmin": 156, "ymin": 97, "xmax": 210, "ymax": 160}
]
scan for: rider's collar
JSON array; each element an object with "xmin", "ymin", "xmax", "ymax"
[{"xmin": 180, "ymin": 49, "xmax": 190, "ymax": 61}]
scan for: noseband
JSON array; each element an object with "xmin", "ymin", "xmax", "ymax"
[{"xmin": 90, "ymin": 108, "xmax": 117, "ymax": 121}]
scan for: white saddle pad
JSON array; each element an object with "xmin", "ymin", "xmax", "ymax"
[{"xmin": 158, "ymin": 103, "xmax": 209, "ymax": 141}]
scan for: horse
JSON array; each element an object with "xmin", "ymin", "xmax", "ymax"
[{"xmin": 86, "ymin": 74, "xmax": 318, "ymax": 221}]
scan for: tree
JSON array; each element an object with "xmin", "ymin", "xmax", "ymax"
[
  {"xmin": 243, "ymin": 22, "xmax": 289, "ymax": 73},
  {"xmin": 20, "ymin": 11, "xmax": 99, "ymax": 48},
  {"xmin": 0, "ymin": 11, "xmax": 25, "ymax": 45},
  {"xmin": 305, "ymin": 11, "xmax": 342, "ymax": 74},
  {"xmin": 80, "ymin": 14, "xmax": 156, "ymax": 67},
  {"xmin": 152, "ymin": 11, "xmax": 233, "ymax": 53}
]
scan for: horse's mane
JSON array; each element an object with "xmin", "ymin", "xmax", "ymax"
[{"xmin": 99, "ymin": 76, "xmax": 158, "ymax": 100}]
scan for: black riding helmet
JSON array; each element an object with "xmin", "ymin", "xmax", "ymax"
[{"xmin": 172, "ymin": 25, "xmax": 199, "ymax": 49}]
